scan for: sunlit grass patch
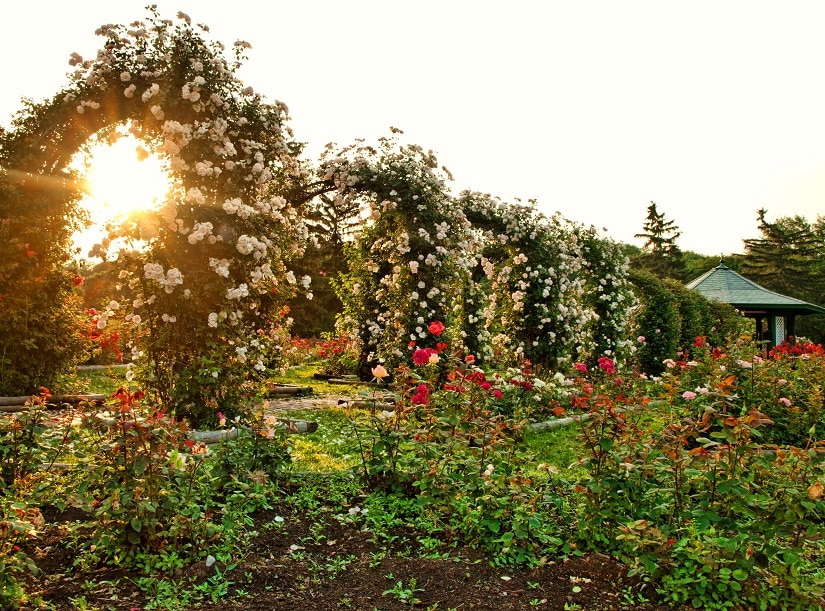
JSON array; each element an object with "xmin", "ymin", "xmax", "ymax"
[
  {"xmin": 84, "ymin": 367, "xmax": 129, "ymax": 396},
  {"xmin": 280, "ymin": 407, "xmax": 365, "ymax": 472},
  {"xmin": 275, "ymin": 363, "xmax": 362, "ymax": 396}
]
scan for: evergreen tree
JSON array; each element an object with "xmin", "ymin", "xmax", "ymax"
[
  {"xmin": 633, "ymin": 202, "xmax": 685, "ymax": 279},
  {"xmin": 288, "ymin": 192, "xmax": 362, "ymax": 337},
  {"xmin": 742, "ymin": 209, "xmax": 825, "ymax": 343},
  {"xmin": 742, "ymin": 209, "xmax": 822, "ymax": 299}
]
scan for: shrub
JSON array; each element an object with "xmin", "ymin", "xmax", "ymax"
[
  {"xmin": 629, "ymin": 269, "xmax": 681, "ymax": 376},
  {"xmin": 574, "ymin": 347, "xmax": 825, "ymax": 610},
  {"xmin": 0, "ymin": 171, "xmax": 90, "ymax": 395},
  {"xmin": 348, "ymin": 354, "xmax": 569, "ymax": 565}
]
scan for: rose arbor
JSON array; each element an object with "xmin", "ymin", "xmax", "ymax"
[
  {"xmin": 0, "ymin": 10, "xmax": 307, "ymax": 425},
  {"xmin": 320, "ymin": 138, "xmax": 636, "ymax": 374}
]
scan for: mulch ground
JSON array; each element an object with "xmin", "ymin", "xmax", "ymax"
[{"xmin": 20, "ymin": 501, "xmax": 681, "ymax": 611}]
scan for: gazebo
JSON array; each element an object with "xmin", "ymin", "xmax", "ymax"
[{"xmin": 686, "ymin": 264, "xmax": 825, "ymax": 348}]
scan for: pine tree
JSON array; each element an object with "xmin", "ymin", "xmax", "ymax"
[
  {"xmin": 743, "ymin": 208, "xmax": 825, "ymax": 343},
  {"xmin": 742, "ymin": 208, "xmax": 822, "ymax": 299},
  {"xmin": 633, "ymin": 202, "xmax": 684, "ymax": 279}
]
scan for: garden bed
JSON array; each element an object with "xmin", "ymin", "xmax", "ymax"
[{"xmin": 23, "ymin": 498, "xmax": 676, "ymax": 611}]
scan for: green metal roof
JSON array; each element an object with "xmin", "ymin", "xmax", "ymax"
[{"xmin": 686, "ymin": 264, "xmax": 825, "ymax": 314}]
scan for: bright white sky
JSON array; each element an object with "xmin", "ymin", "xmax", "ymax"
[{"xmin": 3, "ymin": 1, "xmax": 825, "ymax": 256}]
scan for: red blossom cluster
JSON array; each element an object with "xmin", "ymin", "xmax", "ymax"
[
  {"xmin": 427, "ymin": 320, "xmax": 445, "ymax": 336},
  {"xmin": 411, "ymin": 383, "xmax": 429, "ymax": 404},
  {"xmin": 444, "ymin": 367, "xmax": 496, "ymax": 394},
  {"xmin": 509, "ymin": 377, "xmax": 533, "ymax": 391},
  {"xmin": 84, "ymin": 308, "xmax": 123, "ymax": 362},
  {"xmin": 413, "ymin": 347, "xmax": 439, "ymax": 366},
  {"xmin": 770, "ymin": 339, "xmax": 825, "ymax": 359},
  {"xmin": 410, "ymin": 321, "xmax": 448, "ymax": 366},
  {"xmin": 315, "ymin": 335, "xmax": 351, "ymax": 358},
  {"xmin": 597, "ymin": 356, "xmax": 616, "ymax": 374}
]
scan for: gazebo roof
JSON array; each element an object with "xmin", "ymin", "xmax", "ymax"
[{"xmin": 686, "ymin": 264, "xmax": 825, "ymax": 314}]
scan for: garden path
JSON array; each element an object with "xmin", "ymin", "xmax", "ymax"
[{"xmin": 260, "ymin": 394, "xmax": 346, "ymax": 412}]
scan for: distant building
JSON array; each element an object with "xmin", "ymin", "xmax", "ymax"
[{"xmin": 686, "ymin": 264, "xmax": 825, "ymax": 347}]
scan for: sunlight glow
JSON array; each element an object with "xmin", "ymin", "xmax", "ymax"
[{"xmin": 73, "ymin": 133, "xmax": 171, "ymax": 258}]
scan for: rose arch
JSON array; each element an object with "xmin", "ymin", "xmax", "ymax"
[
  {"xmin": 316, "ymin": 137, "xmax": 636, "ymax": 376},
  {"xmin": 0, "ymin": 9, "xmax": 306, "ymax": 426}
]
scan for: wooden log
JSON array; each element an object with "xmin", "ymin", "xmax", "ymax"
[
  {"xmin": 529, "ymin": 413, "xmax": 593, "ymax": 431},
  {"xmin": 191, "ymin": 428, "xmax": 241, "ymax": 444},
  {"xmin": 277, "ymin": 418, "xmax": 318, "ymax": 433},
  {"xmin": 189, "ymin": 418, "xmax": 318, "ymax": 444},
  {"xmin": 0, "ymin": 394, "xmax": 106, "ymax": 408},
  {"xmin": 327, "ymin": 378, "xmax": 394, "ymax": 388},
  {"xmin": 266, "ymin": 385, "xmax": 312, "ymax": 396},
  {"xmin": 54, "ymin": 394, "xmax": 107, "ymax": 404},
  {"xmin": 343, "ymin": 399, "xmax": 396, "ymax": 410},
  {"xmin": 0, "ymin": 396, "xmax": 37, "ymax": 406},
  {"xmin": 0, "ymin": 405, "xmax": 29, "ymax": 413}
]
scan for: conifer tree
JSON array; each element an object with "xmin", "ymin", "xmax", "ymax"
[
  {"xmin": 633, "ymin": 201, "xmax": 685, "ymax": 279},
  {"xmin": 742, "ymin": 209, "xmax": 825, "ymax": 343},
  {"xmin": 742, "ymin": 208, "xmax": 822, "ymax": 298}
]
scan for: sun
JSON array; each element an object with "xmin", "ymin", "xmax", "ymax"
[{"xmin": 73, "ymin": 133, "xmax": 172, "ymax": 258}]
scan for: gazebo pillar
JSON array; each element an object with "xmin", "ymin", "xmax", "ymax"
[{"xmin": 786, "ymin": 314, "xmax": 797, "ymax": 343}]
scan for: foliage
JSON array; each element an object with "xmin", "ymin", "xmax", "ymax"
[
  {"xmin": 628, "ymin": 269, "xmax": 681, "ymax": 376},
  {"xmin": 324, "ymin": 134, "xmax": 477, "ymax": 378},
  {"xmin": 1, "ymin": 337, "xmax": 824, "ymax": 608},
  {"xmin": 287, "ymin": 187, "xmax": 363, "ymax": 337},
  {"xmin": 72, "ymin": 388, "xmax": 217, "ymax": 563},
  {"xmin": 324, "ymin": 134, "xmax": 636, "ymax": 377},
  {"xmin": 661, "ymin": 335, "xmax": 825, "ymax": 447},
  {"xmin": 462, "ymin": 192, "xmax": 637, "ymax": 371},
  {"xmin": 574, "ymin": 339, "xmax": 825, "ymax": 610},
  {"xmin": 347, "ymin": 352, "xmax": 571, "ymax": 565},
  {"xmin": 0, "ymin": 170, "xmax": 90, "ymax": 395},
  {"xmin": 629, "ymin": 270, "xmax": 745, "ymax": 376},
  {"xmin": 0, "ymin": 497, "xmax": 41, "ymax": 609},
  {"xmin": 314, "ymin": 333, "xmax": 360, "ymax": 377},
  {"xmin": 681, "ymin": 251, "xmax": 744, "ymax": 284}
]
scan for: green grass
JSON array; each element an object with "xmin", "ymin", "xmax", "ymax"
[
  {"xmin": 64, "ymin": 366, "xmax": 129, "ymax": 397},
  {"xmin": 279, "ymin": 407, "xmax": 365, "ymax": 471},
  {"xmin": 523, "ymin": 425, "xmax": 583, "ymax": 470},
  {"xmin": 79, "ymin": 363, "xmax": 590, "ymax": 478},
  {"xmin": 276, "ymin": 363, "xmax": 363, "ymax": 396}
]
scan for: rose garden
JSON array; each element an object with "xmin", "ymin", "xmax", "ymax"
[{"xmin": 1, "ymin": 10, "xmax": 824, "ymax": 610}]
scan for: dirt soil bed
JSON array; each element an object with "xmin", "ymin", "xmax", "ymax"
[{"xmin": 22, "ymin": 502, "xmax": 681, "ymax": 611}]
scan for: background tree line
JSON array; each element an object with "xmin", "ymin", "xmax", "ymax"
[{"xmin": 629, "ymin": 201, "xmax": 825, "ymax": 345}]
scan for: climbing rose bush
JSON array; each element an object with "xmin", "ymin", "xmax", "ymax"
[
  {"xmin": 321, "ymin": 134, "xmax": 478, "ymax": 377},
  {"xmin": 322, "ymin": 135, "xmax": 636, "ymax": 376},
  {"xmin": 1, "ymin": 9, "xmax": 308, "ymax": 425}
]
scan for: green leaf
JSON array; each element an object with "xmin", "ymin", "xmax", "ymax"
[
  {"xmin": 131, "ymin": 518, "xmax": 142, "ymax": 532},
  {"xmin": 732, "ymin": 569, "xmax": 748, "ymax": 581},
  {"xmin": 599, "ymin": 437, "xmax": 614, "ymax": 451}
]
